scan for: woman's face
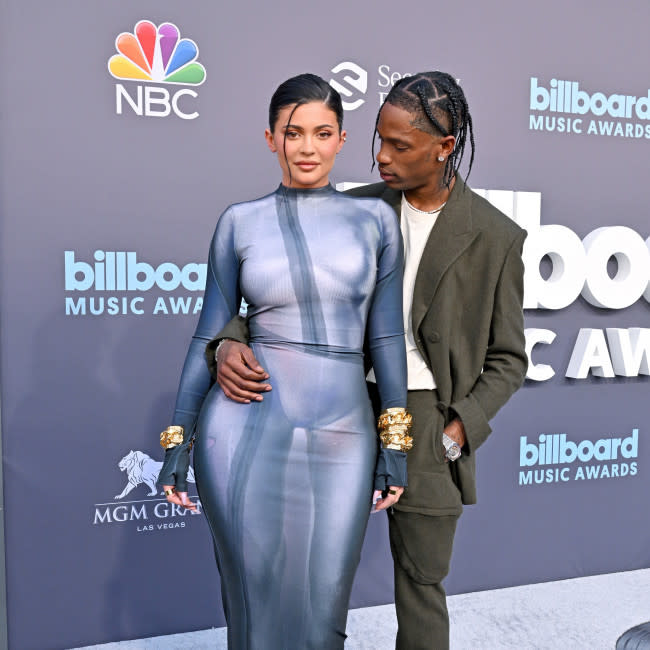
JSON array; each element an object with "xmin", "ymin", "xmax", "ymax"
[{"xmin": 265, "ymin": 101, "xmax": 346, "ymax": 189}]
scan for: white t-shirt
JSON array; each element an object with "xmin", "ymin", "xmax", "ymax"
[{"xmin": 368, "ymin": 194, "xmax": 441, "ymax": 389}]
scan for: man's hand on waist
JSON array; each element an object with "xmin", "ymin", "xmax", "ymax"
[{"xmin": 216, "ymin": 340, "xmax": 271, "ymax": 403}]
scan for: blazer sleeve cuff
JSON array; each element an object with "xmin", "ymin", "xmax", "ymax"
[
  {"xmin": 204, "ymin": 315, "xmax": 251, "ymax": 379},
  {"xmin": 450, "ymin": 394, "xmax": 492, "ymax": 454}
]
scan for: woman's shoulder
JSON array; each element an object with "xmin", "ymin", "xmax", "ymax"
[
  {"xmin": 336, "ymin": 193, "xmax": 398, "ymax": 236},
  {"xmin": 336, "ymin": 190, "xmax": 394, "ymax": 215},
  {"xmin": 223, "ymin": 189, "xmax": 278, "ymax": 217},
  {"xmin": 339, "ymin": 192, "xmax": 385, "ymax": 206}
]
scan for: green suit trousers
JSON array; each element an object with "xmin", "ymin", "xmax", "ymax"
[{"xmin": 370, "ymin": 387, "xmax": 463, "ymax": 649}]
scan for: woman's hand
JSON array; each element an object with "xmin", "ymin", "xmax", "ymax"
[
  {"xmin": 163, "ymin": 485, "xmax": 198, "ymax": 511},
  {"xmin": 372, "ymin": 485, "xmax": 404, "ymax": 512}
]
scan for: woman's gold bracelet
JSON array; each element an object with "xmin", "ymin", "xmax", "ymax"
[
  {"xmin": 160, "ymin": 425, "xmax": 185, "ymax": 449},
  {"xmin": 378, "ymin": 408, "xmax": 413, "ymax": 452}
]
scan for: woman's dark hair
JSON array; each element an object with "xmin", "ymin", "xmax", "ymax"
[
  {"xmin": 372, "ymin": 71, "xmax": 475, "ymax": 187},
  {"xmin": 269, "ymin": 73, "xmax": 344, "ymax": 133}
]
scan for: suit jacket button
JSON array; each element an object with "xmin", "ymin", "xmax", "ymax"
[{"xmin": 427, "ymin": 332, "xmax": 440, "ymax": 343}]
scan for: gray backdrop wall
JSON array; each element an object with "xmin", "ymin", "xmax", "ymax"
[{"xmin": 0, "ymin": 1, "xmax": 648, "ymax": 648}]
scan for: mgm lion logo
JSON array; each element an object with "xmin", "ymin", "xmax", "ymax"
[{"xmin": 115, "ymin": 450, "xmax": 196, "ymax": 499}]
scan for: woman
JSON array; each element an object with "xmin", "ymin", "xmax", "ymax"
[{"xmin": 157, "ymin": 73, "xmax": 411, "ymax": 649}]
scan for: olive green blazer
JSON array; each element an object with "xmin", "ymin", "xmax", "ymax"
[{"xmin": 345, "ymin": 177, "xmax": 527, "ymax": 507}]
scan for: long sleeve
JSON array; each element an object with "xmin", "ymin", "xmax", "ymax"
[
  {"xmin": 367, "ymin": 201, "xmax": 409, "ymax": 489},
  {"xmin": 157, "ymin": 207, "xmax": 241, "ymax": 490}
]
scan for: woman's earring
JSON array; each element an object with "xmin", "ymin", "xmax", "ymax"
[{"xmin": 437, "ymin": 155, "xmax": 445, "ymax": 162}]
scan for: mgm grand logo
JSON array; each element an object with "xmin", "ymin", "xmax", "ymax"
[{"xmin": 93, "ymin": 450, "xmax": 202, "ymax": 531}]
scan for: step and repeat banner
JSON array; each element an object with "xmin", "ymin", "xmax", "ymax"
[{"xmin": 1, "ymin": 1, "xmax": 648, "ymax": 648}]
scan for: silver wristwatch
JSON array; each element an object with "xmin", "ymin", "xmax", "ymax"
[{"xmin": 442, "ymin": 433, "xmax": 462, "ymax": 461}]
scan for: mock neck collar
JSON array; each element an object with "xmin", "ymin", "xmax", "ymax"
[{"xmin": 276, "ymin": 183, "xmax": 335, "ymax": 197}]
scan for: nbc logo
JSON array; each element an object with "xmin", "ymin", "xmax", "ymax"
[{"xmin": 108, "ymin": 20, "xmax": 206, "ymax": 120}]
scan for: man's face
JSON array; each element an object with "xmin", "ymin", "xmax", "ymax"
[{"xmin": 375, "ymin": 102, "xmax": 450, "ymax": 193}]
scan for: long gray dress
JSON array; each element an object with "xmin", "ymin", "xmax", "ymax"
[{"xmin": 158, "ymin": 183, "xmax": 407, "ymax": 649}]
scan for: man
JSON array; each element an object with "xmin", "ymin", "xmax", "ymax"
[{"xmin": 209, "ymin": 71, "xmax": 527, "ymax": 650}]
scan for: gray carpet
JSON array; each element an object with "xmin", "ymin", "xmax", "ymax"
[{"xmin": 73, "ymin": 568, "xmax": 650, "ymax": 649}]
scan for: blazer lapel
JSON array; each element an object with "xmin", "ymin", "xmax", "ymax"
[{"xmin": 412, "ymin": 176, "xmax": 478, "ymax": 335}]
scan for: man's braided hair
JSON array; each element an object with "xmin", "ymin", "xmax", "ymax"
[{"xmin": 372, "ymin": 71, "xmax": 475, "ymax": 187}]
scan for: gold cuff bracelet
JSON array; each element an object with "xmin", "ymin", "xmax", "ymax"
[
  {"xmin": 378, "ymin": 408, "xmax": 414, "ymax": 453},
  {"xmin": 160, "ymin": 425, "xmax": 185, "ymax": 450}
]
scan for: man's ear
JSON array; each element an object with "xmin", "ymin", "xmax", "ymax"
[{"xmin": 439, "ymin": 134, "xmax": 456, "ymax": 158}]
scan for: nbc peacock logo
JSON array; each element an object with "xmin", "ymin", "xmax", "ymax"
[{"xmin": 108, "ymin": 20, "xmax": 207, "ymax": 120}]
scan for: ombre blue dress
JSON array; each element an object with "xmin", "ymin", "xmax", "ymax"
[{"xmin": 158, "ymin": 184, "xmax": 407, "ymax": 649}]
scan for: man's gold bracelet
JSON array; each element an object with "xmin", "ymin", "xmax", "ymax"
[{"xmin": 160, "ymin": 425, "xmax": 185, "ymax": 450}]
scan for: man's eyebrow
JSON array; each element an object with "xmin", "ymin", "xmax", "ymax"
[
  {"xmin": 377, "ymin": 126, "xmax": 407, "ymax": 140},
  {"xmin": 378, "ymin": 132, "xmax": 410, "ymax": 144}
]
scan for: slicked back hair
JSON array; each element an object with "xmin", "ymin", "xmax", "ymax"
[
  {"xmin": 269, "ymin": 73, "xmax": 343, "ymax": 133},
  {"xmin": 372, "ymin": 71, "xmax": 475, "ymax": 187}
]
